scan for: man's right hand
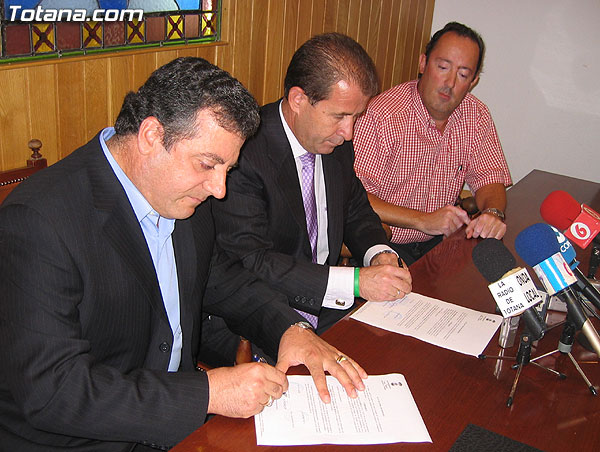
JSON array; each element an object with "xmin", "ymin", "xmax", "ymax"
[
  {"xmin": 419, "ymin": 205, "xmax": 470, "ymax": 237},
  {"xmin": 206, "ymin": 362, "xmax": 288, "ymax": 418},
  {"xmin": 359, "ymin": 263, "xmax": 412, "ymax": 301}
]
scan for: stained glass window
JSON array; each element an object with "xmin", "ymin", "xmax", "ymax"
[{"xmin": 0, "ymin": 0, "xmax": 220, "ymax": 63}]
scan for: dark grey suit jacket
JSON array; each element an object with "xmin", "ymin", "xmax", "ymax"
[
  {"xmin": 212, "ymin": 101, "xmax": 388, "ymax": 319},
  {"xmin": 0, "ymin": 133, "xmax": 301, "ymax": 452}
]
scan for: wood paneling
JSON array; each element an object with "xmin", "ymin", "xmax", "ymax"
[{"xmin": 0, "ymin": 0, "xmax": 434, "ymax": 171}]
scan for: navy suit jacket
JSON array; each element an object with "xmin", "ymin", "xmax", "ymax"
[
  {"xmin": 212, "ymin": 101, "xmax": 388, "ymax": 317},
  {"xmin": 0, "ymin": 133, "xmax": 301, "ymax": 451}
]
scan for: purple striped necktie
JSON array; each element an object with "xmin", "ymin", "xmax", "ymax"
[{"xmin": 297, "ymin": 152, "xmax": 319, "ymax": 328}]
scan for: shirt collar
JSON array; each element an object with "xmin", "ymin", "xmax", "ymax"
[
  {"xmin": 99, "ymin": 127, "xmax": 170, "ymax": 228},
  {"xmin": 279, "ymin": 100, "xmax": 316, "ymax": 160}
]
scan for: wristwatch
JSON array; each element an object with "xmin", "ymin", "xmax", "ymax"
[
  {"xmin": 481, "ymin": 207, "xmax": 505, "ymax": 221},
  {"xmin": 292, "ymin": 321, "xmax": 314, "ymax": 331},
  {"xmin": 371, "ymin": 249, "xmax": 399, "ymax": 262}
]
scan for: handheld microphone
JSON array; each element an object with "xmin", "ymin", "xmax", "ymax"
[
  {"xmin": 472, "ymin": 239, "xmax": 545, "ymax": 342},
  {"xmin": 515, "ymin": 223, "xmax": 600, "ymax": 357},
  {"xmin": 548, "ymin": 225, "xmax": 600, "ymax": 312},
  {"xmin": 540, "ymin": 190, "xmax": 600, "ymax": 250},
  {"xmin": 458, "ymin": 196, "xmax": 479, "ymax": 216}
]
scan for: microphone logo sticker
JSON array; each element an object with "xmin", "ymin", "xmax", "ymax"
[{"xmin": 570, "ymin": 222, "xmax": 591, "ymax": 241}]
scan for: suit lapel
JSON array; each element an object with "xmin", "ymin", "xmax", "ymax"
[
  {"xmin": 87, "ymin": 138, "xmax": 169, "ymax": 323},
  {"xmin": 263, "ymin": 103, "xmax": 310, "ymax": 243},
  {"xmin": 172, "ymin": 219, "xmax": 196, "ymax": 348}
]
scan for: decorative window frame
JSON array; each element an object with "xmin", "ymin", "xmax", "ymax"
[{"xmin": 0, "ymin": 1, "xmax": 221, "ymax": 64}]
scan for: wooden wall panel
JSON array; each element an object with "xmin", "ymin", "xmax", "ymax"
[
  {"xmin": 346, "ymin": 0, "xmax": 361, "ymax": 39},
  {"xmin": 355, "ymin": 0, "xmax": 372, "ymax": 50},
  {"xmin": 310, "ymin": 0, "xmax": 326, "ymax": 36},
  {"xmin": 263, "ymin": 0, "xmax": 286, "ymax": 102},
  {"xmin": 56, "ymin": 62, "xmax": 86, "ymax": 160},
  {"xmin": 295, "ymin": 0, "xmax": 313, "ymax": 51},
  {"xmin": 336, "ymin": 0, "xmax": 351, "ymax": 34},
  {"xmin": 27, "ymin": 65, "xmax": 59, "ymax": 165},
  {"xmin": 231, "ymin": 1, "xmax": 253, "ymax": 88},
  {"xmin": 323, "ymin": 0, "xmax": 338, "ymax": 32},
  {"xmin": 248, "ymin": 0, "xmax": 268, "ymax": 102},
  {"xmin": 0, "ymin": 0, "xmax": 434, "ymax": 171},
  {"xmin": 381, "ymin": 0, "xmax": 403, "ymax": 90},
  {"xmin": 281, "ymin": 0, "xmax": 300, "ymax": 84},
  {"xmin": 109, "ymin": 55, "xmax": 133, "ymax": 124},
  {"xmin": 83, "ymin": 59, "xmax": 110, "ymax": 140},
  {"xmin": 215, "ymin": 0, "xmax": 235, "ymax": 72},
  {"xmin": 0, "ymin": 68, "xmax": 31, "ymax": 169}
]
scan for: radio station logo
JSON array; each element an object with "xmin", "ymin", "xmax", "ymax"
[{"xmin": 570, "ymin": 221, "xmax": 592, "ymax": 241}]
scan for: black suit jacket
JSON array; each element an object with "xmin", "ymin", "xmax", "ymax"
[
  {"xmin": 212, "ymin": 101, "xmax": 388, "ymax": 317},
  {"xmin": 0, "ymin": 133, "xmax": 301, "ymax": 452}
]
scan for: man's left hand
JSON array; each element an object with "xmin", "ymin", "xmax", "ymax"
[
  {"xmin": 465, "ymin": 212, "xmax": 506, "ymax": 239},
  {"xmin": 276, "ymin": 324, "xmax": 367, "ymax": 404}
]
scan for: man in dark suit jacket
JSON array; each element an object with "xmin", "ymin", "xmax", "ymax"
[
  {"xmin": 212, "ymin": 33, "xmax": 413, "ymax": 337},
  {"xmin": 0, "ymin": 57, "xmax": 367, "ymax": 452}
]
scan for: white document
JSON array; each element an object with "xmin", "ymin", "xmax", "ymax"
[
  {"xmin": 350, "ymin": 292, "xmax": 502, "ymax": 357},
  {"xmin": 255, "ymin": 374, "xmax": 431, "ymax": 446}
]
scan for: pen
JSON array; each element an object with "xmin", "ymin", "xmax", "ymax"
[{"xmin": 253, "ymin": 354, "xmax": 267, "ymax": 363}]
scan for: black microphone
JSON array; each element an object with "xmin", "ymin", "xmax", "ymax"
[
  {"xmin": 472, "ymin": 238, "xmax": 545, "ymax": 341},
  {"xmin": 515, "ymin": 223, "xmax": 600, "ymax": 357}
]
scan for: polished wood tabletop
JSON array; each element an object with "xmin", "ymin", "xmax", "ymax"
[{"xmin": 173, "ymin": 170, "xmax": 600, "ymax": 452}]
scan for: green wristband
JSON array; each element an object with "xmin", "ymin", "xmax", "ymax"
[{"xmin": 354, "ymin": 267, "xmax": 360, "ymax": 298}]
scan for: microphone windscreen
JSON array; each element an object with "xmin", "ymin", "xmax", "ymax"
[
  {"xmin": 540, "ymin": 190, "xmax": 581, "ymax": 230},
  {"xmin": 515, "ymin": 223, "xmax": 561, "ymax": 267},
  {"xmin": 472, "ymin": 238, "xmax": 516, "ymax": 282}
]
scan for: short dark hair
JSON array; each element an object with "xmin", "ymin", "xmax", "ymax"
[
  {"xmin": 425, "ymin": 22, "xmax": 485, "ymax": 76},
  {"xmin": 283, "ymin": 32, "xmax": 378, "ymax": 104},
  {"xmin": 114, "ymin": 57, "xmax": 259, "ymax": 150}
]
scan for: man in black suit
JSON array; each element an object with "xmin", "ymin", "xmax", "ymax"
[
  {"xmin": 0, "ymin": 57, "xmax": 367, "ymax": 452},
  {"xmin": 212, "ymin": 33, "xmax": 413, "ymax": 339}
]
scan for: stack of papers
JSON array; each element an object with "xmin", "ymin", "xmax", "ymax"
[
  {"xmin": 255, "ymin": 374, "xmax": 431, "ymax": 446},
  {"xmin": 350, "ymin": 292, "xmax": 502, "ymax": 357}
]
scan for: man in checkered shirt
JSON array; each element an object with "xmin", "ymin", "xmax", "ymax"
[{"xmin": 354, "ymin": 22, "xmax": 512, "ymax": 265}]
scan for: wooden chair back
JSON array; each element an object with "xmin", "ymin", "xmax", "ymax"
[{"xmin": 0, "ymin": 139, "xmax": 47, "ymax": 205}]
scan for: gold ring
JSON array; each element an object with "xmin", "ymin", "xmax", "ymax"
[
  {"xmin": 335, "ymin": 355, "xmax": 347, "ymax": 364},
  {"xmin": 260, "ymin": 395, "xmax": 273, "ymax": 407}
]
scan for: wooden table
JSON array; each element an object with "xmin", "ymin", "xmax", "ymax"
[{"xmin": 173, "ymin": 170, "xmax": 600, "ymax": 452}]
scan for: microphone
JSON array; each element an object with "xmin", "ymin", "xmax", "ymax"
[
  {"xmin": 458, "ymin": 196, "xmax": 479, "ymax": 216},
  {"xmin": 541, "ymin": 190, "xmax": 600, "ymax": 279},
  {"xmin": 540, "ymin": 190, "xmax": 600, "ymax": 247},
  {"xmin": 515, "ymin": 223, "xmax": 600, "ymax": 357},
  {"xmin": 548, "ymin": 225, "xmax": 600, "ymax": 312},
  {"xmin": 472, "ymin": 239, "xmax": 545, "ymax": 342}
]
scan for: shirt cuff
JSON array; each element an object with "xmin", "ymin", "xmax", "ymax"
[
  {"xmin": 363, "ymin": 244, "xmax": 397, "ymax": 267},
  {"xmin": 322, "ymin": 266, "xmax": 355, "ymax": 310}
]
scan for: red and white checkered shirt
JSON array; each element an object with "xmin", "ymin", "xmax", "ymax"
[{"xmin": 354, "ymin": 80, "xmax": 512, "ymax": 244}]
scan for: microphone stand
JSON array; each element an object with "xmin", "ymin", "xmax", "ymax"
[
  {"xmin": 479, "ymin": 326, "xmax": 566, "ymax": 407},
  {"xmin": 588, "ymin": 244, "xmax": 600, "ymax": 280},
  {"xmin": 529, "ymin": 319, "xmax": 598, "ymax": 396}
]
